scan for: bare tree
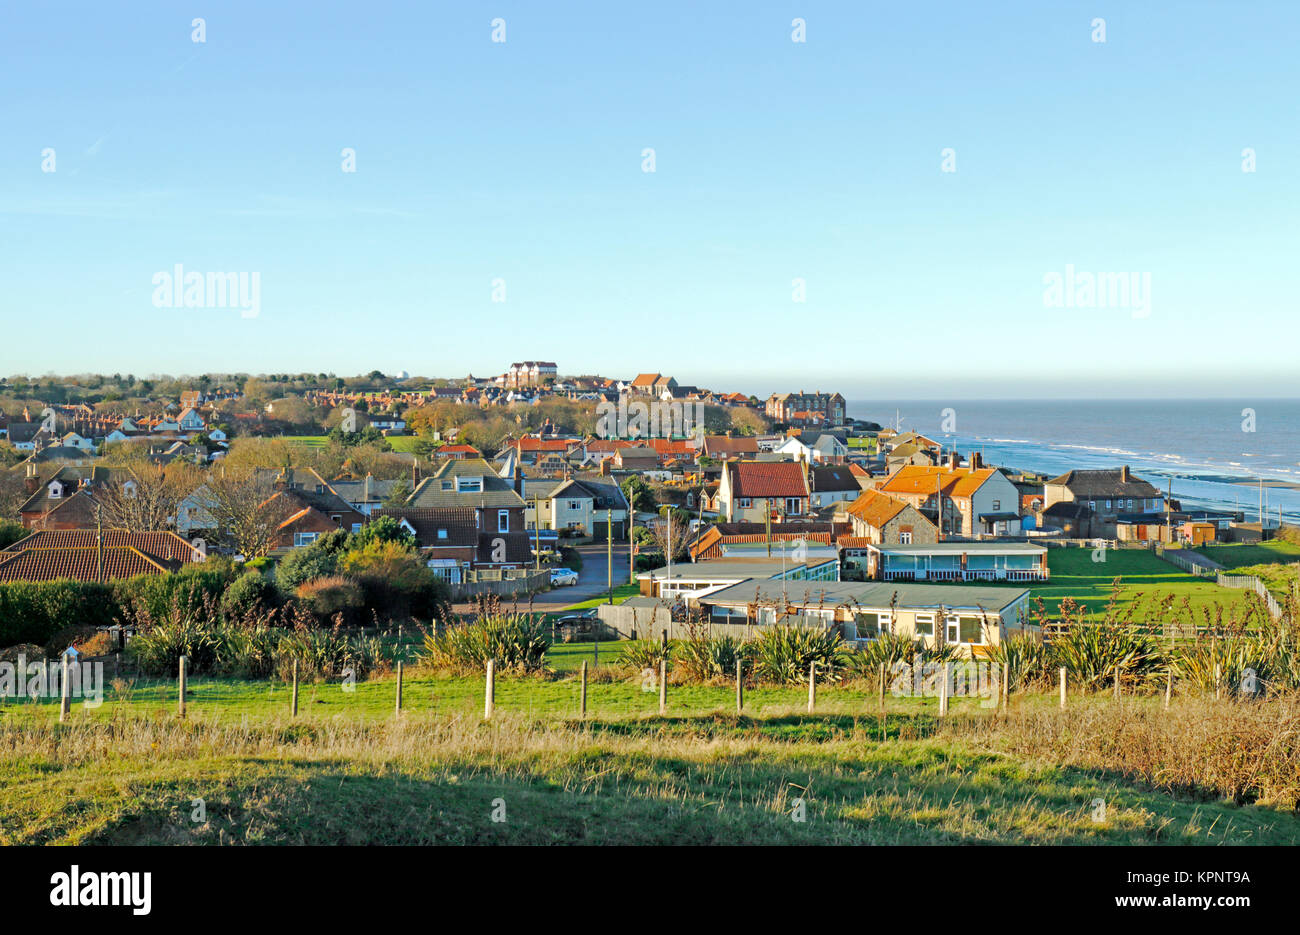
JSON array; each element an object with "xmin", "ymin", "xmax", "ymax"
[
  {"xmin": 93, "ymin": 464, "xmax": 201, "ymax": 532},
  {"xmin": 647, "ymin": 510, "xmax": 691, "ymax": 564},
  {"xmin": 205, "ymin": 471, "xmax": 295, "ymax": 558}
]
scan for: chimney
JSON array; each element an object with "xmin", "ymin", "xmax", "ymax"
[
  {"xmin": 1120, "ymin": 465, "xmax": 1131, "ymax": 484},
  {"xmin": 971, "ymin": 451, "xmax": 983, "ymax": 471},
  {"xmin": 948, "ymin": 450, "xmax": 960, "ymax": 470},
  {"xmin": 24, "ymin": 466, "xmax": 39, "ymax": 494}
]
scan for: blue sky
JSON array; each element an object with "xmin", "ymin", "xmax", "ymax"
[{"xmin": 3, "ymin": 1, "xmax": 1297, "ymax": 398}]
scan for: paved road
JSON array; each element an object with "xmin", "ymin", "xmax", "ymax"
[{"xmin": 452, "ymin": 543, "xmax": 631, "ymax": 615}]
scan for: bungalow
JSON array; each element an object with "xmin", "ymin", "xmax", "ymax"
[
  {"xmin": 637, "ymin": 555, "xmax": 840, "ymax": 603},
  {"xmin": 696, "ymin": 580, "xmax": 1034, "ymax": 655},
  {"xmin": 863, "ymin": 541, "xmax": 1048, "ymax": 582},
  {"xmin": 0, "ymin": 530, "xmax": 196, "ymax": 583}
]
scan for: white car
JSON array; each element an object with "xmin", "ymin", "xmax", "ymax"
[{"xmin": 549, "ymin": 567, "xmax": 579, "ymax": 587}]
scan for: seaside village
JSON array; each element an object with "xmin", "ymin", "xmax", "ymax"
[{"xmin": 0, "ymin": 365, "xmax": 1275, "ymax": 659}]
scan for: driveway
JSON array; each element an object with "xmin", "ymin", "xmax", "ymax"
[{"xmin": 452, "ymin": 544, "xmax": 631, "ymax": 615}]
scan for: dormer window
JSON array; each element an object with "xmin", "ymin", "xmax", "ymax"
[
  {"xmin": 456, "ymin": 477, "xmax": 483, "ymax": 493},
  {"xmin": 48, "ymin": 481, "xmax": 63, "ymax": 499}
]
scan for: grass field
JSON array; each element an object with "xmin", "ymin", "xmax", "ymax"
[
  {"xmin": 3, "ymin": 671, "xmax": 1298, "ymax": 845},
  {"xmin": 1196, "ymin": 540, "xmax": 1300, "ymax": 569},
  {"xmin": 965, "ymin": 547, "xmax": 1253, "ymax": 621}
]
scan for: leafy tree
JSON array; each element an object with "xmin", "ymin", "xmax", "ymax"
[{"xmin": 348, "ymin": 514, "xmax": 415, "ymax": 551}]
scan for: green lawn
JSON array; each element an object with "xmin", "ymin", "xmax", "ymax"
[
  {"xmin": 1196, "ymin": 540, "xmax": 1300, "ymax": 569},
  {"xmin": 559, "ymin": 583, "xmax": 639, "ymax": 612},
  {"xmin": 1011, "ymin": 548, "xmax": 1252, "ymax": 621},
  {"xmin": 282, "ymin": 435, "xmax": 328, "ymax": 447}
]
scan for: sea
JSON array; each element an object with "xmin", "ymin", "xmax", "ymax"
[{"xmin": 847, "ymin": 399, "xmax": 1300, "ymax": 524}]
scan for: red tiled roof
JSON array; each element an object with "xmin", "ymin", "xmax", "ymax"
[
  {"xmin": 846, "ymin": 489, "xmax": 908, "ymax": 528},
  {"xmin": 0, "ymin": 546, "xmax": 172, "ymax": 582},
  {"xmin": 730, "ymin": 461, "xmax": 809, "ymax": 499},
  {"xmin": 3, "ymin": 530, "xmax": 198, "ymax": 564}
]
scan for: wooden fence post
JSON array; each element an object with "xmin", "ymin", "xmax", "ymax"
[
  {"xmin": 807, "ymin": 661, "xmax": 816, "ymax": 714},
  {"xmin": 59, "ymin": 653, "xmax": 71, "ymax": 723},
  {"xmin": 658, "ymin": 658, "xmax": 667, "ymax": 715},
  {"xmin": 1113, "ymin": 669, "xmax": 1121, "ymax": 701},
  {"xmin": 735, "ymin": 657, "xmax": 743, "ymax": 713},
  {"xmin": 1058, "ymin": 666, "xmax": 1066, "ymax": 710},
  {"xmin": 1000, "ymin": 661, "xmax": 1009, "ymax": 711},
  {"xmin": 938, "ymin": 662, "xmax": 949, "ymax": 716},
  {"xmin": 1164, "ymin": 668, "xmax": 1172, "ymax": 709},
  {"xmin": 580, "ymin": 660, "xmax": 588, "ymax": 717},
  {"xmin": 877, "ymin": 662, "xmax": 886, "ymax": 712},
  {"xmin": 395, "ymin": 660, "xmax": 403, "ymax": 715},
  {"xmin": 1214, "ymin": 663, "xmax": 1221, "ymax": 701},
  {"xmin": 485, "ymin": 659, "xmax": 495, "ymax": 720},
  {"xmin": 178, "ymin": 655, "xmax": 187, "ymax": 718},
  {"xmin": 291, "ymin": 660, "xmax": 299, "ymax": 717}
]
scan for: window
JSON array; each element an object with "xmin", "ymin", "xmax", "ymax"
[
  {"xmin": 1126, "ymin": 499, "xmax": 1133, "ymax": 510},
  {"xmin": 456, "ymin": 477, "xmax": 483, "ymax": 493},
  {"xmin": 992, "ymin": 499, "xmax": 1001, "ymax": 511},
  {"xmin": 497, "ymin": 510, "xmax": 509, "ymax": 533},
  {"xmin": 294, "ymin": 532, "xmax": 319, "ymax": 547},
  {"xmin": 737, "ymin": 497, "xmax": 752, "ymax": 509},
  {"xmin": 1105, "ymin": 500, "xmax": 1112, "ymax": 510},
  {"xmin": 853, "ymin": 611, "xmax": 891, "ymax": 639},
  {"xmin": 946, "ymin": 615, "xmax": 985, "ymax": 645},
  {"xmin": 567, "ymin": 500, "xmax": 581, "ymax": 510},
  {"xmin": 441, "ymin": 481, "xmax": 453, "ymax": 490},
  {"xmin": 351, "ymin": 523, "xmax": 362, "ymax": 533},
  {"xmin": 913, "ymin": 613, "xmax": 935, "ymax": 637},
  {"xmin": 437, "ymin": 529, "xmax": 448, "ymax": 540},
  {"xmin": 900, "ymin": 531, "xmax": 913, "ymax": 545},
  {"xmin": 785, "ymin": 497, "xmax": 802, "ymax": 515}
]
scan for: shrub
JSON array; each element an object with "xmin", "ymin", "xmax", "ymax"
[
  {"xmin": 749, "ymin": 624, "xmax": 843, "ymax": 684},
  {"xmin": 422, "ymin": 613, "xmax": 550, "ymax": 673},
  {"xmin": 1049, "ymin": 622, "xmax": 1166, "ymax": 691},
  {"xmin": 841, "ymin": 631, "xmax": 919, "ymax": 678},
  {"xmin": 277, "ymin": 545, "xmax": 339, "ymax": 590},
  {"xmin": 620, "ymin": 638, "xmax": 670, "ymax": 674},
  {"xmin": 296, "ymin": 575, "xmax": 366, "ymax": 626},
  {"xmin": 341, "ymin": 541, "xmax": 449, "ymax": 623},
  {"xmin": 220, "ymin": 571, "xmax": 282, "ymax": 622},
  {"xmin": 676, "ymin": 633, "xmax": 745, "ymax": 681},
  {"xmin": 983, "ymin": 634, "xmax": 1052, "ymax": 691}
]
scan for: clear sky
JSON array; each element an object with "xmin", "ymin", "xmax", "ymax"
[{"xmin": 3, "ymin": 1, "xmax": 1297, "ymax": 398}]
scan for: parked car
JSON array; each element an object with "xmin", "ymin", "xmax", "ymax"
[
  {"xmin": 551, "ymin": 610, "xmax": 598, "ymax": 642},
  {"xmin": 549, "ymin": 567, "xmax": 579, "ymax": 587}
]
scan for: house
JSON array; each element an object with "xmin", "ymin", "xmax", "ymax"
[
  {"xmin": 863, "ymin": 541, "xmax": 1048, "ymax": 582},
  {"xmin": 717, "ymin": 460, "xmax": 811, "ymax": 523},
  {"xmin": 6, "ymin": 422, "xmax": 40, "ymax": 451},
  {"xmin": 325, "ymin": 474, "xmax": 406, "ymax": 516},
  {"xmin": 403, "ymin": 458, "xmax": 527, "ymax": 537},
  {"xmin": 878, "ymin": 455, "xmax": 1022, "ymax": 537},
  {"xmin": 177, "ymin": 408, "xmax": 206, "ymax": 433},
  {"xmin": 17, "ymin": 466, "xmax": 118, "ymax": 529},
  {"xmin": 688, "ymin": 522, "xmax": 846, "ymax": 561},
  {"xmin": 503, "ymin": 361, "xmax": 558, "ymax": 389},
  {"xmin": 808, "ymin": 465, "xmax": 861, "ymax": 508},
  {"xmin": 839, "ymin": 489, "xmax": 938, "ymax": 579},
  {"xmin": 764, "ymin": 391, "xmax": 846, "ymax": 425},
  {"xmin": 1042, "ymin": 466, "xmax": 1163, "ymax": 537},
  {"xmin": 374, "ymin": 506, "xmax": 535, "ymax": 583},
  {"xmin": 700, "ymin": 435, "xmax": 760, "ymax": 460},
  {"xmin": 434, "ymin": 444, "xmax": 481, "ymax": 460},
  {"xmin": 533, "ymin": 477, "xmax": 629, "ymax": 538},
  {"xmin": 257, "ymin": 468, "xmax": 368, "ymax": 549},
  {"xmin": 0, "ymin": 530, "xmax": 196, "ymax": 582},
  {"xmin": 695, "ymin": 580, "xmax": 1034, "ymax": 656}
]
